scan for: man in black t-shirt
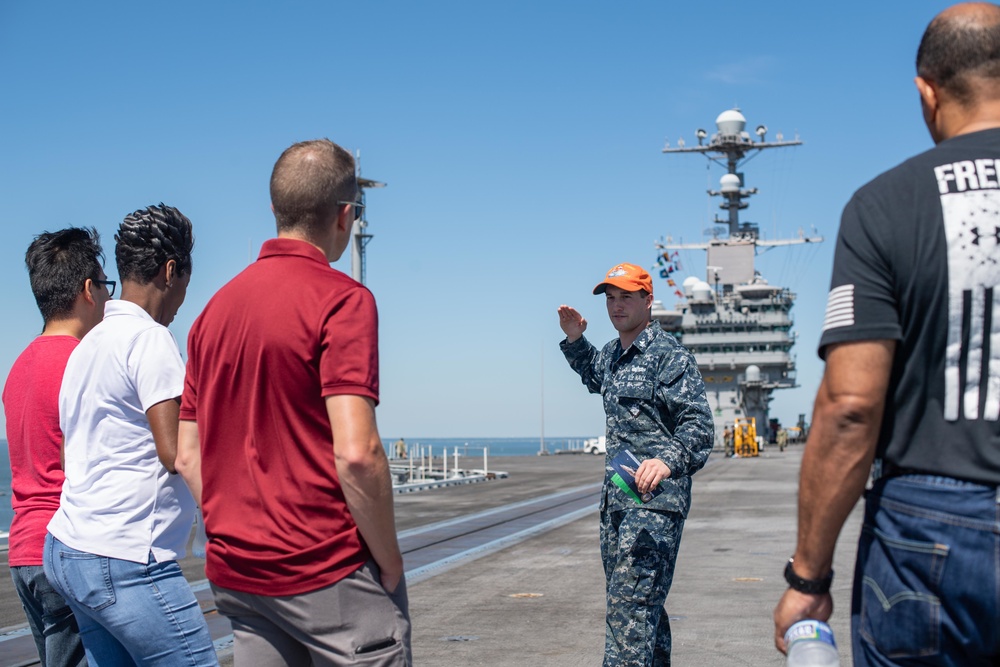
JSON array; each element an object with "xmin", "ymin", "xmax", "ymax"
[{"xmin": 774, "ymin": 4, "xmax": 1000, "ymax": 665}]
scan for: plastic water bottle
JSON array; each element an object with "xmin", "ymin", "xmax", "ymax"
[{"xmin": 785, "ymin": 620, "xmax": 840, "ymax": 667}]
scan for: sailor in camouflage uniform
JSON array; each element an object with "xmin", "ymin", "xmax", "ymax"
[{"xmin": 558, "ymin": 262, "xmax": 713, "ymax": 667}]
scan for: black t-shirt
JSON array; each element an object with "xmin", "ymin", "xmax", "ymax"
[{"xmin": 820, "ymin": 128, "xmax": 1000, "ymax": 484}]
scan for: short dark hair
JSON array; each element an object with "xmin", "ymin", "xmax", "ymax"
[
  {"xmin": 917, "ymin": 7, "xmax": 1000, "ymax": 105},
  {"xmin": 115, "ymin": 204, "xmax": 194, "ymax": 284},
  {"xmin": 270, "ymin": 139, "xmax": 357, "ymax": 235},
  {"xmin": 25, "ymin": 227, "xmax": 105, "ymax": 323}
]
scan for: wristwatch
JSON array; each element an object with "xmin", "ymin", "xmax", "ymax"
[{"xmin": 784, "ymin": 557, "xmax": 833, "ymax": 595}]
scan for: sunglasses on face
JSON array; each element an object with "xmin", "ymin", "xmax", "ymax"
[{"xmin": 336, "ymin": 200, "xmax": 365, "ymax": 222}]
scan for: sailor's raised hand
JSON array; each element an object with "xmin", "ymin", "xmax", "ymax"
[{"xmin": 558, "ymin": 305, "xmax": 587, "ymax": 342}]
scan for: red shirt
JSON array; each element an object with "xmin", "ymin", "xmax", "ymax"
[
  {"xmin": 180, "ymin": 239, "xmax": 378, "ymax": 595},
  {"xmin": 3, "ymin": 335, "xmax": 78, "ymax": 566}
]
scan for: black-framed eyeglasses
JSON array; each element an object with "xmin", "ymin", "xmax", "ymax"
[
  {"xmin": 337, "ymin": 200, "xmax": 365, "ymax": 222},
  {"xmin": 94, "ymin": 279, "xmax": 116, "ymax": 297}
]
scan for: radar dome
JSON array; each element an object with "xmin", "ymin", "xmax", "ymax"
[
  {"xmin": 716, "ymin": 109, "xmax": 746, "ymax": 136},
  {"xmin": 691, "ymin": 280, "xmax": 713, "ymax": 302},
  {"xmin": 682, "ymin": 276, "xmax": 699, "ymax": 297},
  {"xmin": 746, "ymin": 365, "xmax": 761, "ymax": 382},
  {"xmin": 720, "ymin": 173, "xmax": 741, "ymax": 193}
]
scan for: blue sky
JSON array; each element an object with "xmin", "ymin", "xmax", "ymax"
[{"xmin": 0, "ymin": 1, "xmax": 954, "ymax": 439}]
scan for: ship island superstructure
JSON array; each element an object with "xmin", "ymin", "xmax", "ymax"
[{"xmin": 651, "ymin": 109, "xmax": 821, "ymax": 447}]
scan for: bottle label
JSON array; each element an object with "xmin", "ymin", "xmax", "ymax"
[{"xmin": 785, "ymin": 620, "xmax": 836, "ymax": 650}]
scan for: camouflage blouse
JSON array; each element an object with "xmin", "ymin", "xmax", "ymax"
[{"xmin": 560, "ymin": 321, "xmax": 714, "ymax": 516}]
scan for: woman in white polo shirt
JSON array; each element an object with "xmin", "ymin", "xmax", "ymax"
[{"xmin": 44, "ymin": 204, "xmax": 216, "ymax": 666}]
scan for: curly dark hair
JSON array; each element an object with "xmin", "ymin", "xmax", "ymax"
[
  {"xmin": 25, "ymin": 227, "xmax": 105, "ymax": 323},
  {"xmin": 917, "ymin": 5, "xmax": 1000, "ymax": 105},
  {"xmin": 115, "ymin": 204, "xmax": 194, "ymax": 284}
]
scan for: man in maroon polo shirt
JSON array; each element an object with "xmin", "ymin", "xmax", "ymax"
[{"xmin": 177, "ymin": 139, "xmax": 409, "ymax": 666}]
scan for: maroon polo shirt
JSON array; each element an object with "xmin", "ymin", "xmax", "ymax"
[{"xmin": 180, "ymin": 238, "xmax": 378, "ymax": 596}]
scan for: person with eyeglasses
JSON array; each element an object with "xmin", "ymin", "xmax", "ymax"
[
  {"xmin": 43, "ymin": 204, "xmax": 217, "ymax": 666},
  {"xmin": 3, "ymin": 227, "xmax": 110, "ymax": 667},
  {"xmin": 176, "ymin": 139, "xmax": 410, "ymax": 666}
]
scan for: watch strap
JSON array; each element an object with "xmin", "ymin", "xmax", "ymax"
[{"xmin": 784, "ymin": 558, "xmax": 833, "ymax": 595}]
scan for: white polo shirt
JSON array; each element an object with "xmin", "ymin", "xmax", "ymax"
[{"xmin": 48, "ymin": 300, "xmax": 195, "ymax": 563}]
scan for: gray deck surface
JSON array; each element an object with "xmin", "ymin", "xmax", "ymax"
[{"xmin": 1, "ymin": 446, "xmax": 862, "ymax": 666}]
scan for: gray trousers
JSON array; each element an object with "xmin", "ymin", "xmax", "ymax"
[{"xmin": 212, "ymin": 561, "xmax": 411, "ymax": 667}]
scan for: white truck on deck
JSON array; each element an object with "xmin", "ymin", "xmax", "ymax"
[{"xmin": 583, "ymin": 436, "xmax": 607, "ymax": 455}]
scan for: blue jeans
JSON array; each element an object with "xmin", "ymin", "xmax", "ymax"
[
  {"xmin": 10, "ymin": 564, "xmax": 87, "ymax": 666},
  {"xmin": 43, "ymin": 534, "xmax": 217, "ymax": 666},
  {"xmin": 852, "ymin": 474, "xmax": 1000, "ymax": 666}
]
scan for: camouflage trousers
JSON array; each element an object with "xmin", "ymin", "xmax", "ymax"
[{"xmin": 600, "ymin": 505, "xmax": 685, "ymax": 667}]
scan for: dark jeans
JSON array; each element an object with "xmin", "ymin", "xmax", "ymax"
[
  {"xmin": 10, "ymin": 564, "xmax": 87, "ymax": 667},
  {"xmin": 852, "ymin": 474, "xmax": 1000, "ymax": 666}
]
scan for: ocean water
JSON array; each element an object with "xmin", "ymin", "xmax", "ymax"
[
  {"xmin": 380, "ymin": 436, "xmax": 589, "ymax": 459},
  {"xmin": 0, "ymin": 437, "xmax": 589, "ymax": 533}
]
